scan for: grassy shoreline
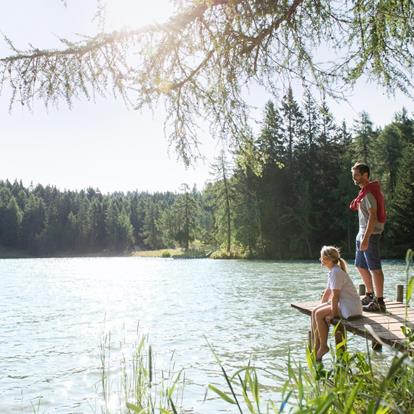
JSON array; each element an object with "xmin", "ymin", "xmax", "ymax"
[
  {"xmin": 0, "ymin": 246, "xmax": 33, "ymax": 259},
  {"xmin": 0, "ymin": 245, "xmax": 405, "ymax": 261},
  {"xmin": 0, "ymin": 246, "xmax": 211, "ymax": 259}
]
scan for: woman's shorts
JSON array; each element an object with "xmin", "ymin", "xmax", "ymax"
[{"xmin": 355, "ymin": 234, "xmax": 382, "ymax": 270}]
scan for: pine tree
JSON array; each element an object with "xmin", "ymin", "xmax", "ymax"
[
  {"xmin": 318, "ymin": 98, "xmax": 339, "ymax": 146},
  {"xmin": 394, "ymin": 107, "xmax": 414, "ymax": 145},
  {"xmin": 280, "ymin": 87, "xmax": 304, "ymax": 166},
  {"xmin": 301, "ymin": 89, "xmax": 320, "ymax": 153},
  {"xmin": 142, "ymin": 199, "xmax": 163, "ymax": 249},
  {"xmin": 169, "ymin": 184, "xmax": 200, "ymax": 251},
  {"xmin": 352, "ymin": 112, "xmax": 377, "ymax": 164},
  {"xmin": 389, "ymin": 143, "xmax": 414, "ymax": 251},
  {"xmin": 375, "ymin": 123, "xmax": 403, "ymax": 197},
  {"xmin": 198, "ymin": 186, "xmax": 216, "ymax": 248},
  {"xmin": 232, "ymin": 168, "xmax": 261, "ymax": 257},
  {"xmin": 256, "ymin": 101, "xmax": 285, "ymax": 166},
  {"xmin": 339, "ymin": 120, "xmax": 352, "ymax": 147},
  {"xmin": 210, "ymin": 151, "xmax": 234, "ymax": 254},
  {"xmin": 20, "ymin": 194, "xmax": 46, "ymax": 251},
  {"xmin": 0, "ymin": 195, "xmax": 22, "ymax": 247},
  {"xmin": 88, "ymin": 198, "xmax": 107, "ymax": 251},
  {"xmin": 158, "ymin": 204, "xmax": 179, "ymax": 248}
]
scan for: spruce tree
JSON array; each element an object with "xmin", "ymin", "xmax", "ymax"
[
  {"xmin": 142, "ymin": 199, "xmax": 163, "ymax": 250},
  {"xmin": 389, "ymin": 143, "xmax": 414, "ymax": 252},
  {"xmin": 352, "ymin": 112, "xmax": 377, "ymax": 164},
  {"xmin": 394, "ymin": 108, "xmax": 414, "ymax": 145},
  {"xmin": 281, "ymin": 87, "xmax": 304, "ymax": 166},
  {"xmin": 0, "ymin": 196, "xmax": 22, "ymax": 247},
  {"xmin": 375, "ymin": 124, "xmax": 403, "ymax": 197},
  {"xmin": 20, "ymin": 194, "xmax": 46, "ymax": 252},
  {"xmin": 256, "ymin": 101, "xmax": 285, "ymax": 166},
  {"xmin": 171, "ymin": 184, "xmax": 200, "ymax": 251},
  {"xmin": 210, "ymin": 151, "xmax": 234, "ymax": 254}
]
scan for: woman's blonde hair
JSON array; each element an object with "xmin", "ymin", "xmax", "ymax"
[{"xmin": 320, "ymin": 245, "xmax": 348, "ymax": 273}]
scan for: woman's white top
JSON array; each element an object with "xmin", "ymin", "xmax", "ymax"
[{"xmin": 327, "ymin": 265, "xmax": 363, "ymax": 319}]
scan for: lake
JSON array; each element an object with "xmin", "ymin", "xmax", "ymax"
[{"xmin": 0, "ymin": 257, "xmax": 408, "ymax": 413}]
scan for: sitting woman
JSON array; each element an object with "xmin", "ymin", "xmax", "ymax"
[{"xmin": 311, "ymin": 245, "xmax": 363, "ymax": 361}]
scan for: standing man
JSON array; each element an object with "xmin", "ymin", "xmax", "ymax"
[{"xmin": 350, "ymin": 162, "xmax": 386, "ymax": 312}]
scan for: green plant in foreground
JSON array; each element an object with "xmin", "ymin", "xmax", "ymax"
[
  {"xmin": 206, "ymin": 337, "xmax": 414, "ymax": 413},
  {"xmin": 100, "ymin": 251, "xmax": 414, "ymax": 413},
  {"xmin": 100, "ymin": 333, "xmax": 184, "ymax": 414},
  {"xmin": 207, "ymin": 344, "xmax": 266, "ymax": 413},
  {"xmin": 208, "ymin": 250, "xmax": 414, "ymax": 413},
  {"xmin": 401, "ymin": 249, "xmax": 414, "ymax": 345}
]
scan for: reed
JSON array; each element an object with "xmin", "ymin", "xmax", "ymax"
[
  {"xmin": 99, "ymin": 333, "xmax": 184, "ymax": 414},
  {"xmin": 98, "ymin": 251, "xmax": 414, "ymax": 413},
  {"xmin": 209, "ymin": 249, "xmax": 414, "ymax": 413}
]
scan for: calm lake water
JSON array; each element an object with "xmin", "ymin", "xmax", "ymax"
[{"xmin": 0, "ymin": 257, "xmax": 408, "ymax": 413}]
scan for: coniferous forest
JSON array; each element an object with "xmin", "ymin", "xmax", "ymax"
[{"xmin": 1, "ymin": 90, "xmax": 413, "ymax": 259}]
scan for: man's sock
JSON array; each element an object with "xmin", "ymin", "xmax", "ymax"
[
  {"xmin": 377, "ymin": 297, "xmax": 385, "ymax": 304},
  {"xmin": 366, "ymin": 292, "xmax": 374, "ymax": 298}
]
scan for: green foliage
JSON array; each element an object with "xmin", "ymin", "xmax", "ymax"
[
  {"xmin": 388, "ymin": 145, "xmax": 414, "ymax": 251},
  {"xmin": 0, "ymin": 190, "xmax": 22, "ymax": 247},
  {"xmin": 0, "ymin": 90, "xmax": 413, "ymax": 258},
  {"xmin": 209, "ymin": 152, "xmax": 235, "ymax": 254},
  {"xmin": 99, "ymin": 333, "xmax": 184, "ymax": 414},
  {"xmin": 142, "ymin": 199, "xmax": 164, "ymax": 250},
  {"xmin": 208, "ymin": 340, "xmax": 414, "ymax": 413},
  {"xmin": 92, "ymin": 251, "xmax": 414, "ymax": 413},
  {"xmin": 93, "ymin": 252, "xmax": 414, "ymax": 413},
  {"xmin": 351, "ymin": 112, "xmax": 376, "ymax": 164},
  {"xmin": 3, "ymin": 2, "xmax": 414, "ymax": 163}
]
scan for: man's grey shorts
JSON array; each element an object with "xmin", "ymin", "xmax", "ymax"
[{"xmin": 355, "ymin": 234, "xmax": 382, "ymax": 270}]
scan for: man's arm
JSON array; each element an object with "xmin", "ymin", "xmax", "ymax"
[{"xmin": 361, "ymin": 206, "xmax": 378, "ymax": 251}]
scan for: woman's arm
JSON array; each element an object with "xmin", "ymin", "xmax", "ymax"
[
  {"xmin": 321, "ymin": 288, "xmax": 331, "ymax": 303},
  {"xmin": 330, "ymin": 289, "xmax": 340, "ymax": 317}
]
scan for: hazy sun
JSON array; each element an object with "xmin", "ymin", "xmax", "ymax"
[{"xmin": 106, "ymin": 0, "xmax": 175, "ymax": 28}]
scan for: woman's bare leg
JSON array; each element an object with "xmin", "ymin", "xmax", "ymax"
[
  {"xmin": 311, "ymin": 303, "xmax": 328, "ymax": 355},
  {"xmin": 315, "ymin": 304, "xmax": 332, "ymax": 361}
]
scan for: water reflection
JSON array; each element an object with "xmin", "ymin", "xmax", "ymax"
[{"xmin": 0, "ymin": 257, "xmax": 407, "ymax": 413}]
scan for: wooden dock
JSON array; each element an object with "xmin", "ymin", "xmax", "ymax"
[{"xmin": 291, "ymin": 297, "xmax": 414, "ymax": 352}]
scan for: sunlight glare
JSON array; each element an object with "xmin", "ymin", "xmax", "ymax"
[{"xmin": 106, "ymin": 0, "xmax": 175, "ymax": 29}]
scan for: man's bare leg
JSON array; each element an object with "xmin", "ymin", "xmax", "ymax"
[
  {"xmin": 356, "ymin": 266, "xmax": 374, "ymax": 294},
  {"xmin": 371, "ymin": 269, "xmax": 384, "ymax": 298}
]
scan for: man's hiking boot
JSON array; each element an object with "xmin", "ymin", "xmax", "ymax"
[
  {"xmin": 363, "ymin": 299, "xmax": 386, "ymax": 313},
  {"xmin": 361, "ymin": 294, "xmax": 374, "ymax": 306}
]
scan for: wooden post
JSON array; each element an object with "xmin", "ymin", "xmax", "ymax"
[
  {"xmin": 308, "ymin": 329, "xmax": 313, "ymax": 351},
  {"xmin": 396, "ymin": 284, "xmax": 404, "ymax": 303},
  {"xmin": 334, "ymin": 323, "xmax": 346, "ymax": 354},
  {"xmin": 359, "ymin": 284, "xmax": 366, "ymax": 296}
]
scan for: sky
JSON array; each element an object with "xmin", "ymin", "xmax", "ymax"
[{"xmin": 1, "ymin": 1, "xmax": 413, "ymax": 194}]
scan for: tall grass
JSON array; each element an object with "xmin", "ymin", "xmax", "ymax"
[
  {"xmin": 208, "ymin": 249, "xmax": 414, "ymax": 413},
  {"xmin": 99, "ymin": 333, "xmax": 184, "ymax": 414},
  {"xmin": 100, "ymin": 250, "xmax": 414, "ymax": 413}
]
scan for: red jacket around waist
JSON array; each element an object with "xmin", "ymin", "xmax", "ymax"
[{"xmin": 349, "ymin": 181, "xmax": 386, "ymax": 223}]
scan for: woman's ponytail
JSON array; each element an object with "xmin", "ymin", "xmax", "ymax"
[{"xmin": 338, "ymin": 257, "xmax": 348, "ymax": 273}]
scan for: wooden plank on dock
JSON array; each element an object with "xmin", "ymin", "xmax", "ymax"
[{"xmin": 291, "ymin": 299, "xmax": 414, "ymax": 352}]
